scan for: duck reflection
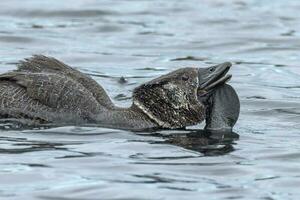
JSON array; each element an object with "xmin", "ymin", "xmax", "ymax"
[{"xmin": 146, "ymin": 129, "xmax": 239, "ymax": 156}]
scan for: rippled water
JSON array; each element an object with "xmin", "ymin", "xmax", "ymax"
[{"xmin": 0, "ymin": 0, "xmax": 300, "ymax": 199}]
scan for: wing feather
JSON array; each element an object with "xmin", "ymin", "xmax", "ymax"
[{"xmin": 16, "ymin": 55, "xmax": 114, "ymax": 108}]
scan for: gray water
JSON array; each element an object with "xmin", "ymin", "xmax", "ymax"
[{"xmin": 0, "ymin": 0, "xmax": 300, "ymax": 199}]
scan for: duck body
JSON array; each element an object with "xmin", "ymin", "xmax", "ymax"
[
  {"xmin": 0, "ymin": 56, "xmax": 157, "ymax": 130},
  {"xmin": 0, "ymin": 55, "xmax": 239, "ymax": 130}
]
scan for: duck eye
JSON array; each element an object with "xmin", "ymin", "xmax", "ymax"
[
  {"xmin": 181, "ymin": 75, "xmax": 189, "ymax": 81},
  {"xmin": 209, "ymin": 67, "xmax": 215, "ymax": 72}
]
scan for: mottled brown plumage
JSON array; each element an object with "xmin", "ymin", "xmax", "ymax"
[{"xmin": 133, "ymin": 68, "xmax": 205, "ymax": 128}]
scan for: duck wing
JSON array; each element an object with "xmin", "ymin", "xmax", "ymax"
[
  {"xmin": 16, "ymin": 55, "xmax": 114, "ymax": 108},
  {"xmin": 0, "ymin": 71, "xmax": 103, "ymax": 120}
]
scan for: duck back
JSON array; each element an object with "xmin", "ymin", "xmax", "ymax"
[{"xmin": 0, "ymin": 55, "xmax": 112, "ymax": 125}]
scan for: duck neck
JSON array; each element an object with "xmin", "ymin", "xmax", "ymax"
[{"xmin": 95, "ymin": 104, "xmax": 158, "ymax": 130}]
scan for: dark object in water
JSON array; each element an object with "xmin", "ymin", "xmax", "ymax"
[
  {"xmin": 205, "ymin": 84, "xmax": 240, "ymax": 131},
  {"xmin": 0, "ymin": 55, "xmax": 239, "ymax": 130},
  {"xmin": 149, "ymin": 129, "xmax": 239, "ymax": 156}
]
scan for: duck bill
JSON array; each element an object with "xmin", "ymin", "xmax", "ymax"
[{"xmin": 198, "ymin": 62, "xmax": 232, "ymax": 93}]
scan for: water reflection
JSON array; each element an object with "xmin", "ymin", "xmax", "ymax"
[
  {"xmin": 0, "ymin": 135, "xmax": 75, "ymax": 154},
  {"xmin": 141, "ymin": 129, "xmax": 239, "ymax": 156},
  {"xmin": 0, "ymin": 126, "xmax": 239, "ymax": 157}
]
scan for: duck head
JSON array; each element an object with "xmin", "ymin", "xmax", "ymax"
[{"xmin": 132, "ymin": 62, "xmax": 238, "ymax": 129}]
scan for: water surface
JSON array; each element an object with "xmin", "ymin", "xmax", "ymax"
[{"xmin": 0, "ymin": 0, "xmax": 300, "ymax": 199}]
